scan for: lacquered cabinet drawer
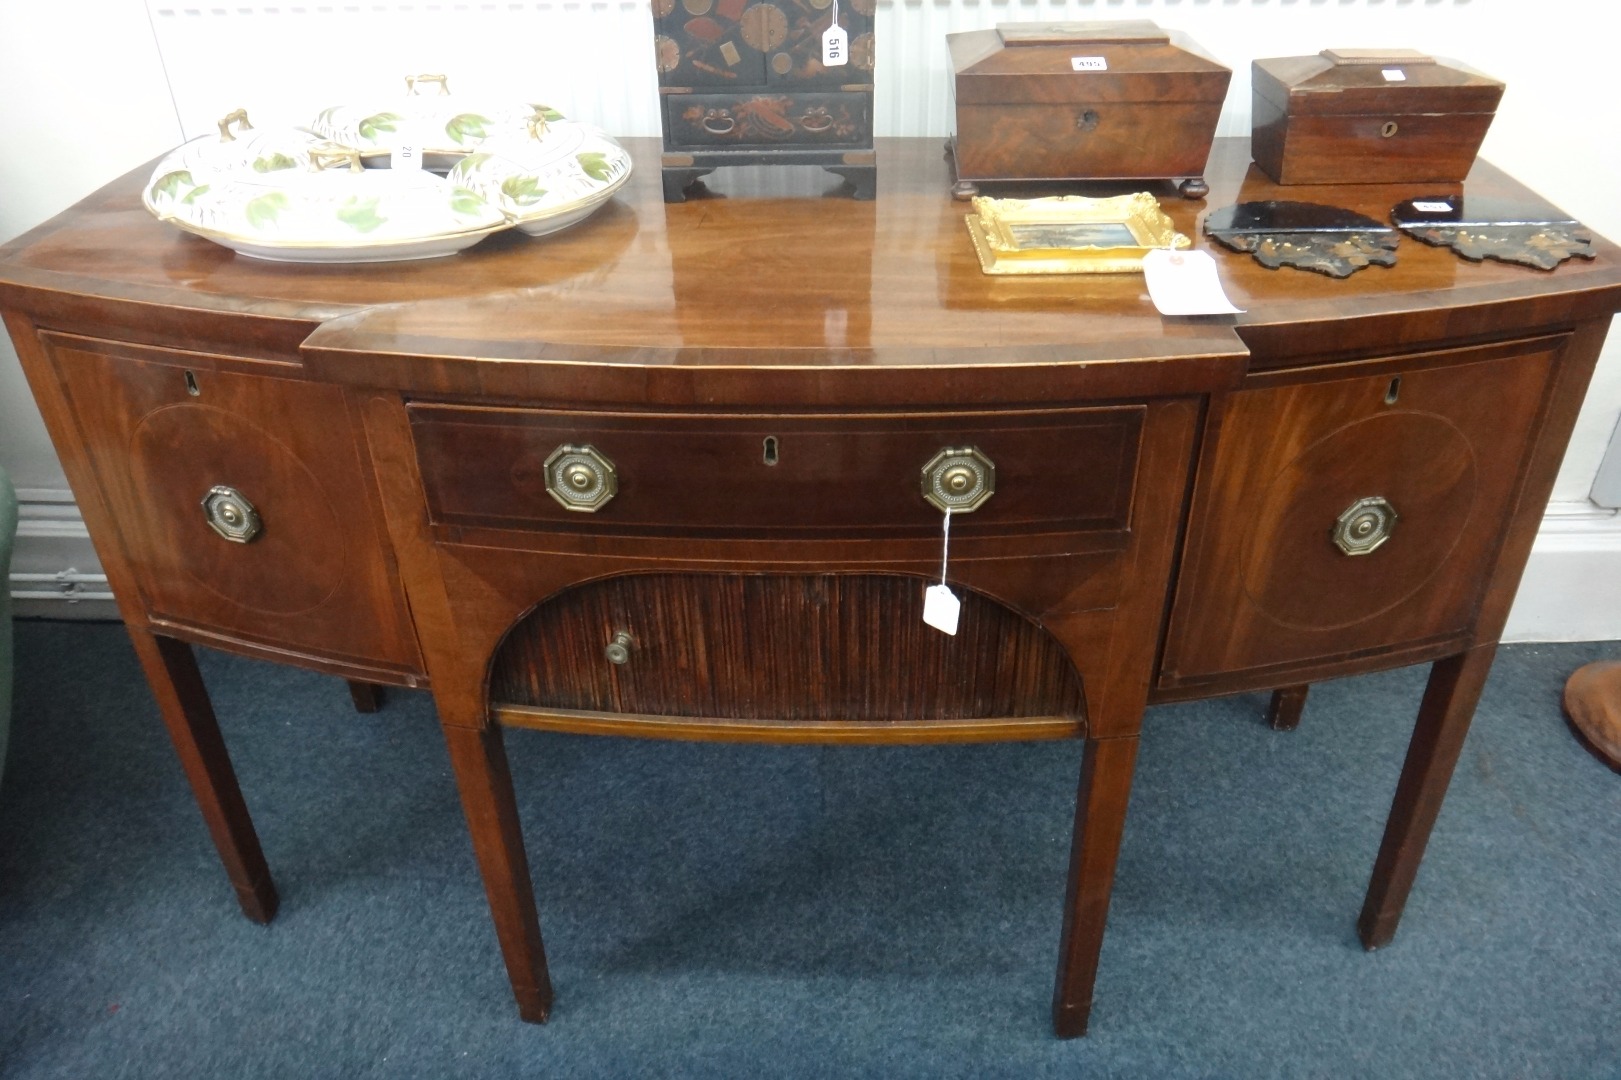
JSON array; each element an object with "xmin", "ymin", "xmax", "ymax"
[
  {"xmin": 408, "ymin": 403, "xmax": 1144, "ymax": 540},
  {"xmin": 663, "ymin": 91, "xmax": 872, "ymax": 149}
]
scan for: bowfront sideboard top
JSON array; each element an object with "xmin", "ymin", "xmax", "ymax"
[{"xmin": 3, "ymin": 137, "xmax": 1619, "ymax": 1036}]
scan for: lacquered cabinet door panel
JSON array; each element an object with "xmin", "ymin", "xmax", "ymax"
[
  {"xmin": 45, "ymin": 333, "xmax": 420, "ymax": 675},
  {"xmin": 1159, "ymin": 335, "xmax": 1566, "ymax": 690}
]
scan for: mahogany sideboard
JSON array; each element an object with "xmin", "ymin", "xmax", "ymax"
[{"xmin": 3, "ymin": 138, "xmax": 1619, "ymax": 1037}]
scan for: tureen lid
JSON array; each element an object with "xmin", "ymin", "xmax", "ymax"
[{"xmin": 447, "ymin": 114, "xmax": 633, "ymax": 236}]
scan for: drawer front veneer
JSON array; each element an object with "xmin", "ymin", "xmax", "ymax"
[{"xmin": 409, "ymin": 404, "xmax": 1144, "ymax": 541}]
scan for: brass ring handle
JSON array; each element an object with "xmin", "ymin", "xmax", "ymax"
[
  {"xmin": 216, "ymin": 109, "xmax": 254, "ymax": 143},
  {"xmin": 921, "ymin": 446, "xmax": 996, "ymax": 514},
  {"xmin": 1333, "ymin": 496, "xmax": 1397, "ymax": 555},
  {"xmin": 605, "ymin": 631, "xmax": 634, "ymax": 666},
  {"xmin": 800, "ymin": 112, "xmax": 834, "ymax": 133},
  {"xmin": 701, "ymin": 114, "xmax": 737, "ymax": 135},
  {"xmin": 544, "ymin": 444, "xmax": 618, "ymax": 512},
  {"xmin": 406, "ymin": 73, "xmax": 450, "ymax": 95},
  {"xmin": 201, "ymin": 485, "xmax": 262, "ymax": 543}
]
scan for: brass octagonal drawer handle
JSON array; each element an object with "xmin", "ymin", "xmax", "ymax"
[
  {"xmin": 544, "ymin": 444, "xmax": 618, "ymax": 513},
  {"xmin": 921, "ymin": 446, "xmax": 996, "ymax": 514},
  {"xmin": 201, "ymin": 485, "xmax": 262, "ymax": 543},
  {"xmin": 1333, "ymin": 495, "xmax": 1397, "ymax": 556}
]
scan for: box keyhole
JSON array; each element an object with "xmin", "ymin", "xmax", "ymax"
[
  {"xmin": 184, "ymin": 370, "xmax": 201, "ymax": 396},
  {"xmin": 762, "ymin": 436, "xmax": 779, "ymax": 466},
  {"xmin": 1384, "ymin": 376, "xmax": 1401, "ymax": 405}
]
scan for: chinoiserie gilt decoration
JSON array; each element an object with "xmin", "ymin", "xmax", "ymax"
[
  {"xmin": 652, "ymin": 0, "xmax": 878, "ymax": 201},
  {"xmin": 1204, "ymin": 201, "xmax": 1400, "ymax": 278}
]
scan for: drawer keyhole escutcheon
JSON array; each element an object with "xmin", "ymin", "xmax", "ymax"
[
  {"xmin": 184, "ymin": 370, "xmax": 201, "ymax": 397},
  {"xmin": 1385, "ymin": 376, "xmax": 1401, "ymax": 405},
  {"xmin": 543, "ymin": 444, "xmax": 618, "ymax": 512},
  {"xmin": 201, "ymin": 485, "xmax": 262, "ymax": 543},
  {"xmin": 1381, "ymin": 120, "xmax": 1399, "ymax": 138},
  {"xmin": 605, "ymin": 631, "xmax": 634, "ymax": 666},
  {"xmin": 921, "ymin": 446, "xmax": 996, "ymax": 514},
  {"xmin": 763, "ymin": 436, "xmax": 779, "ymax": 466},
  {"xmin": 1333, "ymin": 496, "xmax": 1397, "ymax": 556}
]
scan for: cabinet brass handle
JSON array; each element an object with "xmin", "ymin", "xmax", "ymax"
[
  {"xmin": 701, "ymin": 113, "xmax": 736, "ymax": 135},
  {"xmin": 921, "ymin": 446, "xmax": 995, "ymax": 514},
  {"xmin": 201, "ymin": 485, "xmax": 262, "ymax": 543},
  {"xmin": 1333, "ymin": 496, "xmax": 1397, "ymax": 555},
  {"xmin": 544, "ymin": 444, "xmax": 618, "ymax": 512}
]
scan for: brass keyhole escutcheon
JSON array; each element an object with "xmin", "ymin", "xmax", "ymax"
[
  {"xmin": 921, "ymin": 447, "xmax": 996, "ymax": 514},
  {"xmin": 1381, "ymin": 120, "xmax": 1399, "ymax": 139},
  {"xmin": 201, "ymin": 485, "xmax": 262, "ymax": 543},
  {"xmin": 544, "ymin": 444, "xmax": 618, "ymax": 513},
  {"xmin": 1333, "ymin": 496, "xmax": 1397, "ymax": 556}
]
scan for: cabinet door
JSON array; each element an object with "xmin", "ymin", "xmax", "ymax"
[
  {"xmin": 1158, "ymin": 335, "xmax": 1565, "ymax": 691},
  {"xmin": 47, "ymin": 333, "xmax": 420, "ymax": 676}
]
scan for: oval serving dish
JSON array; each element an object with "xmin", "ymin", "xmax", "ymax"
[
  {"xmin": 448, "ymin": 114, "xmax": 633, "ymax": 237},
  {"xmin": 144, "ymin": 133, "xmax": 509, "ymax": 264}
]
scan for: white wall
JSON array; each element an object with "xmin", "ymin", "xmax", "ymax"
[{"xmin": 3, "ymin": 0, "xmax": 1619, "ymax": 635}]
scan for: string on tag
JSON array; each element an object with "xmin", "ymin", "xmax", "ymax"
[{"xmin": 939, "ymin": 507, "xmax": 951, "ymax": 585}]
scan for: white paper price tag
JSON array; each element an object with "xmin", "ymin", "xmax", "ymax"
[
  {"xmin": 823, "ymin": 24, "xmax": 848, "ymax": 66},
  {"xmin": 1381, "ymin": 68, "xmax": 1407, "ymax": 82},
  {"xmin": 390, "ymin": 125, "xmax": 424, "ymax": 172},
  {"xmin": 1142, "ymin": 249, "xmax": 1244, "ymax": 316},
  {"xmin": 1412, "ymin": 199, "xmax": 1454, "ymax": 214},
  {"xmin": 923, "ymin": 584, "xmax": 961, "ymax": 636},
  {"xmin": 1071, "ymin": 56, "xmax": 1108, "ymax": 72}
]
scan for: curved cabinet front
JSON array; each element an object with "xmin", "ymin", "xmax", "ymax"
[
  {"xmin": 1158, "ymin": 333, "xmax": 1567, "ymax": 692},
  {"xmin": 44, "ymin": 332, "xmax": 421, "ymax": 678}
]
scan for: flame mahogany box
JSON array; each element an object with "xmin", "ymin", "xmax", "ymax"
[
  {"xmin": 1251, "ymin": 49, "xmax": 1505, "ymax": 185},
  {"xmin": 946, "ymin": 20, "xmax": 1231, "ymax": 200}
]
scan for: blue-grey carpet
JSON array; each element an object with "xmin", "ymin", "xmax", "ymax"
[{"xmin": 0, "ymin": 620, "xmax": 1618, "ymax": 1079}]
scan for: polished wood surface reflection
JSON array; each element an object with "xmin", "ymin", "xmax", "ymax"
[{"xmin": 3, "ymin": 137, "xmax": 1620, "ymax": 1038}]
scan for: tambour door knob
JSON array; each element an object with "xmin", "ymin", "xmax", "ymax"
[
  {"xmin": 544, "ymin": 444, "xmax": 618, "ymax": 512},
  {"xmin": 605, "ymin": 631, "xmax": 633, "ymax": 666},
  {"xmin": 201, "ymin": 485, "xmax": 262, "ymax": 543},
  {"xmin": 921, "ymin": 446, "xmax": 995, "ymax": 513}
]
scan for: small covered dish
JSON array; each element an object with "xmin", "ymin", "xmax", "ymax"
[
  {"xmin": 447, "ymin": 114, "xmax": 633, "ymax": 237},
  {"xmin": 310, "ymin": 74, "xmax": 548, "ymax": 170}
]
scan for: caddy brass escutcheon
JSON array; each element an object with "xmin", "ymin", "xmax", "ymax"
[
  {"xmin": 1333, "ymin": 496, "xmax": 1397, "ymax": 556},
  {"xmin": 921, "ymin": 447, "xmax": 995, "ymax": 513},
  {"xmin": 544, "ymin": 444, "xmax": 618, "ymax": 512},
  {"xmin": 201, "ymin": 485, "xmax": 262, "ymax": 543}
]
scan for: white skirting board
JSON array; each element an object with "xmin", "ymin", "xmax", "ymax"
[{"xmin": 9, "ymin": 491, "xmax": 1621, "ymax": 643}]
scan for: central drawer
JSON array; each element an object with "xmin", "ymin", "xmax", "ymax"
[{"xmin": 408, "ymin": 403, "xmax": 1144, "ymax": 540}]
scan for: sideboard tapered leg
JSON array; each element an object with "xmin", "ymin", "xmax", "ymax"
[
  {"xmin": 1052, "ymin": 733, "xmax": 1140, "ymax": 1038},
  {"xmin": 128, "ymin": 628, "xmax": 278, "ymax": 924},
  {"xmin": 443, "ymin": 722, "xmax": 555, "ymax": 1023},
  {"xmin": 1358, "ymin": 645, "xmax": 1496, "ymax": 949}
]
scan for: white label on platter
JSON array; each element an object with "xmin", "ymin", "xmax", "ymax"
[
  {"xmin": 823, "ymin": 24, "xmax": 848, "ymax": 66},
  {"xmin": 391, "ymin": 125, "xmax": 424, "ymax": 172},
  {"xmin": 923, "ymin": 584, "xmax": 961, "ymax": 636},
  {"xmin": 1071, "ymin": 56, "xmax": 1108, "ymax": 71},
  {"xmin": 1412, "ymin": 200, "xmax": 1454, "ymax": 213},
  {"xmin": 1381, "ymin": 68, "xmax": 1407, "ymax": 82}
]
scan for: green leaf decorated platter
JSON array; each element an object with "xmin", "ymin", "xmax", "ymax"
[
  {"xmin": 310, "ymin": 75, "xmax": 557, "ymax": 170},
  {"xmin": 448, "ymin": 117, "xmax": 632, "ymax": 237},
  {"xmin": 144, "ymin": 133, "xmax": 508, "ymax": 264}
]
